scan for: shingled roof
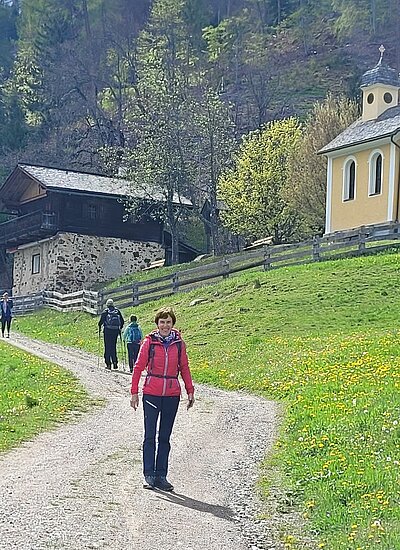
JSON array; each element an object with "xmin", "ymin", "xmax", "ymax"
[
  {"xmin": 319, "ymin": 105, "xmax": 400, "ymax": 155},
  {"xmin": 360, "ymin": 62, "xmax": 400, "ymax": 88},
  {"xmin": 7, "ymin": 164, "xmax": 192, "ymax": 205}
]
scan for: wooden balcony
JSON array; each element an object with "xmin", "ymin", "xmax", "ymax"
[{"xmin": 0, "ymin": 211, "xmax": 58, "ymax": 248}]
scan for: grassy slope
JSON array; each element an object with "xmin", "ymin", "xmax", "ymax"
[
  {"xmin": 14, "ymin": 251, "xmax": 400, "ymax": 550},
  {"xmin": 0, "ymin": 342, "xmax": 91, "ymax": 452}
]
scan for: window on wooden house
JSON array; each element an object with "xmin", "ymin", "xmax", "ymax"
[
  {"xmin": 32, "ymin": 253, "xmax": 40, "ymax": 274},
  {"xmin": 83, "ymin": 203, "xmax": 97, "ymax": 220},
  {"xmin": 368, "ymin": 152, "xmax": 383, "ymax": 196},
  {"xmin": 343, "ymin": 159, "xmax": 356, "ymax": 201},
  {"xmin": 89, "ymin": 204, "xmax": 97, "ymax": 220}
]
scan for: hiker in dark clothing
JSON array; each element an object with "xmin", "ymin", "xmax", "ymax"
[
  {"xmin": 1, "ymin": 292, "xmax": 13, "ymax": 338},
  {"xmin": 122, "ymin": 315, "xmax": 143, "ymax": 373},
  {"xmin": 98, "ymin": 298, "xmax": 124, "ymax": 370}
]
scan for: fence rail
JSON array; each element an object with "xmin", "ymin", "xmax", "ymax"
[
  {"xmin": 10, "ymin": 222, "xmax": 400, "ymax": 315},
  {"xmin": 12, "ymin": 289, "xmax": 99, "ymax": 315}
]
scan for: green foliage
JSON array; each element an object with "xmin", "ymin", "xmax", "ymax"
[
  {"xmin": 332, "ymin": 0, "xmax": 393, "ymax": 38},
  {"xmin": 218, "ymin": 117, "xmax": 302, "ymax": 243},
  {"xmin": 7, "ymin": 43, "xmax": 46, "ymax": 127},
  {"xmin": 285, "ymin": 94, "xmax": 359, "ymax": 235},
  {"xmin": 120, "ymin": 0, "xmax": 199, "ymax": 263}
]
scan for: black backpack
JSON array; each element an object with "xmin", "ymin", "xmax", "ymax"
[{"xmin": 104, "ymin": 308, "xmax": 121, "ymax": 330}]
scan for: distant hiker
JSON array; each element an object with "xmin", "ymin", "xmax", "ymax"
[
  {"xmin": 1, "ymin": 292, "xmax": 13, "ymax": 338},
  {"xmin": 98, "ymin": 298, "xmax": 124, "ymax": 370},
  {"xmin": 122, "ymin": 315, "xmax": 143, "ymax": 373},
  {"xmin": 130, "ymin": 307, "xmax": 194, "ymax": 492}
]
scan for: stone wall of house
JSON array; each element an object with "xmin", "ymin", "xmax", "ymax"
[{"xmin": 12, "ymin": 232, "xmax": 164, "ymax": 295}]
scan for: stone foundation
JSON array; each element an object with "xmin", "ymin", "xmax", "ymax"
[{"xmin": 11, "ymin": 233, "xmax": 164, "ymax": 295}]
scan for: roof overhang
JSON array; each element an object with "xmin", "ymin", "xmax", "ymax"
[
  {"xmin": 0, "ymin": 165, "xmax": 47, "ymax": 209},
  {"xmin": 318, "ymin": 131, "xmax": 400, "ymax": 157},
  {"xmin": 1, "ymin": 164, "xmax": 193, "ymax": 209}
]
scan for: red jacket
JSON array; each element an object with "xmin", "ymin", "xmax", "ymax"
[{"xmin": 131, "ymin": 329, "xmax": 194, "ymax": 397}]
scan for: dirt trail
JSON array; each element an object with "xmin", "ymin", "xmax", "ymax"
[{"xmin": 0, "ymin": 333, "xmax": 280, "ymax": 550}]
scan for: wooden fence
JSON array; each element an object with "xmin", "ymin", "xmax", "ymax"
[
  {"xmin": 98, "ymin": 222, "xmax": 400, "ymax": 309},
  {"xmin": 12, "ymin": 289, "xmax": 99, "ymax": 316},
  {"xmin": 11, "ymin": 222, "xmax": 400, "ymax": 315},
  {"xmin": 12, "ymin": 292, "xmax": 44, "ymax": 315}
]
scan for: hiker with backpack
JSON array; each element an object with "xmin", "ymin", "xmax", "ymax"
[
  {"xmin": 98, "ymin": 298, "xmax": 124, "ymax": 370},
  {"xmin": 122, "ymin": 315, "xmax": 143, "ymax": 373},
  {"xmin": 130, "ymin": 306, "xmax": 194, "ymax": 492}
]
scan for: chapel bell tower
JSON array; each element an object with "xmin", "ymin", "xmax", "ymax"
[{"xmin": 360, "ymin": 45, "xmax": 400, "ymax": 122}]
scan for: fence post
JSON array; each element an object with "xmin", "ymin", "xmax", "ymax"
[
  {"xmin": 172, "ymin": 272, "xmax": 179, "ymax": 292},
  {"xmin": 312, "ymin": 236, "xmax": 320, "ymax": 262},
  {"xmin": 97, "ymin": 291, "xmax": 104, "ymax": 314},
  {"xmin": 358, "ymin": 225, "xmax": 366, "ymax": 255},
  {"xmin": 82, "ymin": 288, "xmax": 86, "ymax": 312},
  {"xmin": 222, "ymin": 258, "xmax": 230, "ymax": 279},
  {"xmin": 133, "ymin": 283, "xmax": 139, "ymax": 306},
  {"xmin": 263, "ymin": 246, "xmax": 272, "ymax": 271}
]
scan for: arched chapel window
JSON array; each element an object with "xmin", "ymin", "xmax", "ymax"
[
  {"xmin": 369, "ymin": 152, "xmax": 383, "ymax": 196},
  {"xmin": 343, "ymin": 159, "xmax": 356, "ymax": 201}
]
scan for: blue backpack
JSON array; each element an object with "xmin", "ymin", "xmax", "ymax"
[{"xmin": 128, "ymin": 325, "xmax": 141, "ymax": 343}]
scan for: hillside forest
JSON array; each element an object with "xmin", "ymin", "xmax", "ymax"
[{"xmin": 0, "ymin": 0, "xmax": 399, "ymax": 256}]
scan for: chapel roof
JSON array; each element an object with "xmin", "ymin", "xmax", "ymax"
[{"xmin": 319, "ymin": 105, "xmax": 400, "ymax": 155}]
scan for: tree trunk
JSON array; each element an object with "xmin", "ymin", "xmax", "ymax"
[{"xmin": 171, "ymin": 228, "xmax": 179, "ymax": 265}]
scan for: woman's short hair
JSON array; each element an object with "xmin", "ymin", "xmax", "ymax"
[{"xmin": 155, "ymin": 307, "xmax": 176, "ymax": 325}]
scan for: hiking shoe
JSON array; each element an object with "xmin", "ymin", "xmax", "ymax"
[
  {"xmin": 112, "ymin": 364, "xmax": 118, "ymax": 370},
  {"xmin": 105, "ymin": 365, "xmax": 111, "ymax": 370},
  {"xmin": 143, "ymin": 476, "xmax": 156, "ymax": 490},
  {"xmin": 155, "ymin": 476, "xmax": 174, "ymax": 492}
]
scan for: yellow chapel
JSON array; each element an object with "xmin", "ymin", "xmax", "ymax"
[{"xmin": 320, "ymin": 46, "xmax": 400, "ymax": 235}]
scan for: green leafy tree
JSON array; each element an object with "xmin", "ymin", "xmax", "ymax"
[
  {"xmin": 121, "ymin": 0, "xmax": 199, "ymax": 264},
  {"xmin": 285, "ymin": 94, "xmax": 359, "ymax": 235},
  {"xmin": 218, "ymin": 117, "xmax": 302, "ymax": 243},
  {"xmin": 191, "ymin": 88, "xmax": 236, "ymax": 255}
]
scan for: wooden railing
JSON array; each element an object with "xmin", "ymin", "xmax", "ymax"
[
  {"xmin": 0, "ymin": 211, "xmax": 58, "ymax": 246},
  {"xmin": 10, "ymin": 221, "xmax": 400, "ymax": 315},
  {"xmin": 12, "ymin": 289, "xmax": 99, "ymax": 315},
  {"xmin": 97, "ymin": 222, "xmax": 400, "ymax": 309},
  {"xmin": 12, "ymin": 292, "xmax": 44, "ymax": 315}
]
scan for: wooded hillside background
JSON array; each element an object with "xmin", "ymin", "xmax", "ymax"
[
  {"xmin": 1, "ymin": 0, "xmax": 398, "ymax": 175},
  {"xmin": 0, "ymin": 0, "xmax": 399, "ymax": 250}
]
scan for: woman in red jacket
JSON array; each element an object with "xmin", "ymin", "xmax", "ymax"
[{"xmin": 130, "ymin": 307, "xmax": 194, "ymax": 491}]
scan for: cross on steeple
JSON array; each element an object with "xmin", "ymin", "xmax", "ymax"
[{"xmin": 378, "ymin": 44, "xmax": 385, "ymax": 65}]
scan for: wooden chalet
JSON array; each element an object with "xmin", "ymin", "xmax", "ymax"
[{"xmin": 0, "ymin": 164, "xmax": 196, "ymax": 295}]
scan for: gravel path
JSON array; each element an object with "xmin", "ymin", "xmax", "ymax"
[{"xmin": 0, "ymin": 333, "xmax": 282, "ymax": 550}]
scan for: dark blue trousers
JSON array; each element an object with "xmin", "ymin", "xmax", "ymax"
[
  {"xmin": 127, "ymin": 342, "xmax": 140, "ymax": 372},
  {"xmin": 103, "ymin": 329, "xmax": 119, "ymax": 367},
  {"xmin": 142, "ymin": 395, "xmax": 180, "ymax": 477}
]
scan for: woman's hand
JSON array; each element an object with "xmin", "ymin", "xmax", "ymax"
[
  {"xmin": 187, "ymin": 393, "xmax": 194, "ymax": 410},
  {"xmin": 130, "ymin": 394, "xmax": 139, "ymax": 410}
]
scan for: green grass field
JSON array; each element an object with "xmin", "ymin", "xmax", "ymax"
[
  {"xmin": 12, "ymin": 250, "xmax": 400, "ymax": 549},
  {"xmin": 0, "ymin": 342, "xmax": 90, "ymax": 452}
]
